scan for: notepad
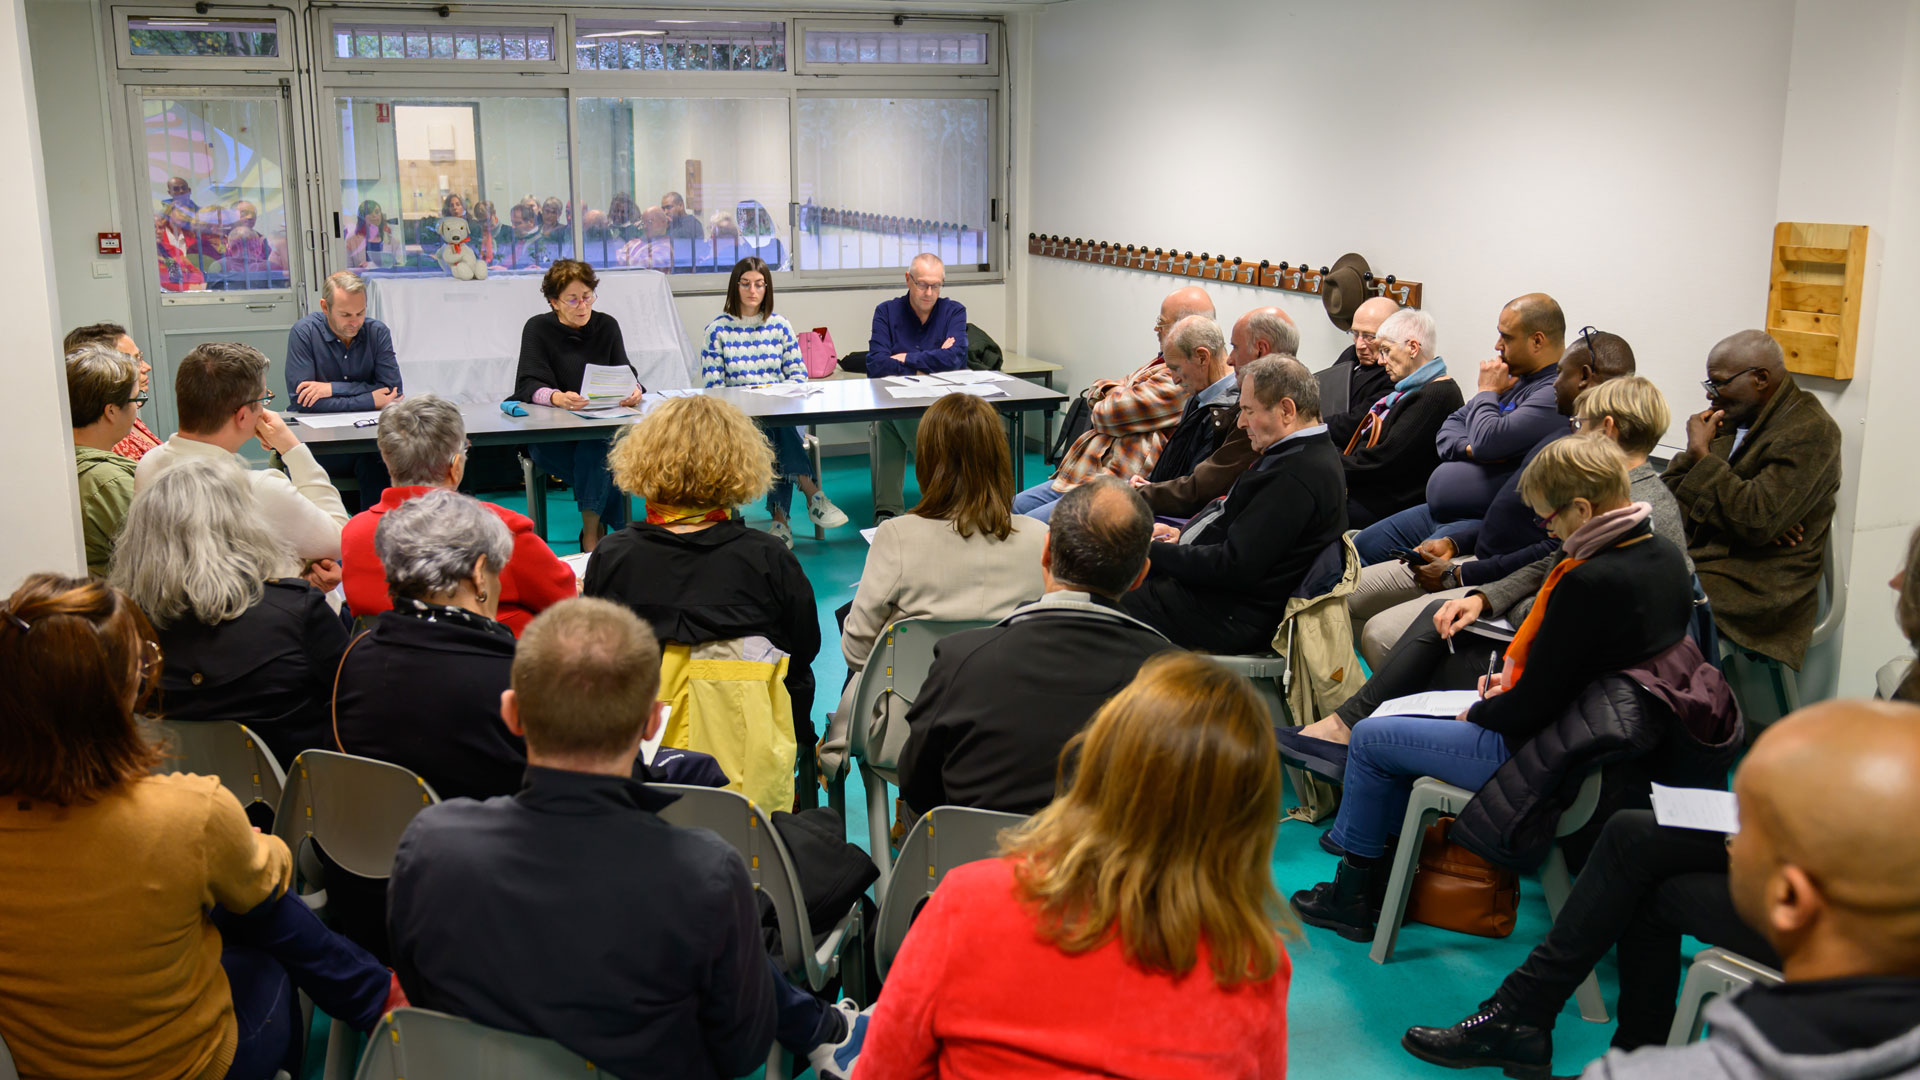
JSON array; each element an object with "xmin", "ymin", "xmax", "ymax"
[
  {"xmin": 1370, "ymin": 690, "xmax": 1483, "ymax": 718},
  {"xmin": 288, "ymin": 410, "xmax": 382, "ymax": 429},
  {"xmin": 1650, "ymin": 784, "xmax": 1742, "ymax": 834}
]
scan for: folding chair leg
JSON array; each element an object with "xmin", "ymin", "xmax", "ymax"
[
  {"xmin": 321, "ymin": 1016, "xmax": 356, "ymax": 1080},
  {"xmin": 862, "ymin": 761, "xmax": 893, "ymax": 901},
  {"xmin": 807, "ymin": 427, "xmax": 825, "ymax": 541},
  {"xmin": 1768, "ymin": 662, "xmax": 1800, "ymax": 716},
  {"xmin": 1369, "ymin": 801, "xmax": 1436, "ymax": 963},
  {"xmin": 1666, "ymin": 969, "xmax": 1715, "ymax": 1046},
  {"xmin": 765, "ymin": 1044, "xmax": 788, "ymax": 1080},
  {"xmin": 519, "ymin": 453, "xmax": 548, "ymax": 541}
]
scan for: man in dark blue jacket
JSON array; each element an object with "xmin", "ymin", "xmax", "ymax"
[{"xmin": 866, "ymin": 253, "xmax": 969, "ymax": 522}]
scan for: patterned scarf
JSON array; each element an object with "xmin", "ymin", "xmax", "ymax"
[
  {"xmin": 646, "ymin": 503, "xmax": 732, "ymax": 526},
  {"xmin": 1345, "ymin": 356, "xmax": 1449, "ymax": 454},
  {"xmin": 393, "ymin": 596, "xmax": 512, "ymax": 640}
]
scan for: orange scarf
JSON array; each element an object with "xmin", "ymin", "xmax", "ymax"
[
  {"xmin": 645, "ymin": 503, "xmax": 730, "ymax": 526},
  {"xmin": 1503, "ymin": 532, "xmax": 1654, "ymax": 687}
]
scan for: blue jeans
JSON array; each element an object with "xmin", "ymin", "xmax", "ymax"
[
  {"xmin": 764, "ymin": 424, "xmax": 816, "ymax": 518},
  {"xmin": 530, "ymin": 436, "xmax": 627, "ymax": 528},
  {"xmin": 1352, "ymin": 504, "xmax": 1478, "ymax": 566},
  {"xmin": 1326, "ymin": 714, "xmax": 1513, "ymax": 858},
  {"xmin": 1013, "ymin": 479, "xmax": 1064, "ymax": 523},
  {"xmin": 217, "ymin": 889, "xmax": 392, "ymax": 1080}
]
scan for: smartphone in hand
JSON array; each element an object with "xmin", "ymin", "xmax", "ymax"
[{"xmin": 1387, "ymin": 546, "xmax": 1430, "ymax": 566}]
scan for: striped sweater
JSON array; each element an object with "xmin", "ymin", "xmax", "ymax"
[{"xmin": 701, "ymin": 313, "xmax": 806, "ymax": 388}]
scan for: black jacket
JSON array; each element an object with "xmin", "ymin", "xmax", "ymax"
[
  {"xmin": 389, "ymin": 768, "xmax": 777, "ymax": 1079},
  {"xmin": 155, "ymin": 578, "xmax": 348, "ymax": 767},
  {"xmin": 1320, "ymin": 345, "xmax": 1396, "ymax": 450},
  {"xmin": 896, "ymin": 594, "xmax": 1173, "ymax": 816},
  {"xmin": 584, "ymin": 519, "xmax": 820, "ymax": 732},
  {"xmin": 1146, "ymin": 388, "xmax": 1238, "ymax": 485},
  {"xmin": 512, "ymin": 309, "xmax": 635, "ymax": 401},
  {"xmin": 1130, "ymin": 431, "xmax": 1348, "ymax": 633},
  {"xmin": 332, "ymin": 610, "xmax": 525, "ymax": 801},
  {"xmin": 1455, "ymin": 636, "xmax": 1743, "ymax": 870},
  {"xmin": 1343, "ymin": 377, "xmax": 1464, "ymax": 526}
]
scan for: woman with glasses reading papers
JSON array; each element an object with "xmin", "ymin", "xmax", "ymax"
[{"xmin": 513, "ymin": 259, "xmax": 645, "ymax": 552}]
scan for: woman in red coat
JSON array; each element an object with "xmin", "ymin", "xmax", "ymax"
[{"xmin": 856, "ymin": 651, "xmax": 1297, "ymax": 1079}]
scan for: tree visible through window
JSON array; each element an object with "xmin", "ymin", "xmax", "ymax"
[{"xmin": 128, "ymin": 16, "xmax": 278, "ymax": 58}]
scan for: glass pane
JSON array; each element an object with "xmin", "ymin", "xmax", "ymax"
[
  {"xmin": 796, "ymin": 97, "xmax": 991, "ymax": 271},
  {"xmin": 404, "ymin": 32, "xmax": 427, "ymax": 59},
  {"xmin": 504, "ymin": 35, "xmax": 526, "ymax": 60},
  {"xmin": 430, "ymin": 33, "xmax": 453, "ymax": 59},
  {"xmin": 479, "ymin": 33, "xmax": 501, "ymax": 60},
  {"xmin": 575, "ymin": 97, "xmax": 791, "ymax": 276},
  {"xmin": 140, "ymin": 96, "xmax": 291, "ymax": 293},
  {"xmin": 128, "ymin": 16, "xmax": 278, "ymax": 58},
  {"xmin": 455, "ymin": 33, "xmax": 478, "ymax": 60},
  {"xmin": 335, "ymin": 96, "xmax": 570, "ymax": 277},
  {"xmin": 334, "ymin": 30, "xmax": 350, "ymax": 58},
  {"xmin": 575, "ymin": 20, "xmax": 784, "ymax": 72},
  {"xmin": 332, "ymin": 23, "xmax": 555, "ymax": 66},
  {"xmin": 802, "ymin": 28, "xmax": 988, "ymax": 67}
]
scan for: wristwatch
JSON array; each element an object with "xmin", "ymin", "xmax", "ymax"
[{"xmin": 1440, "ymin": 566, "xmax": 1460, "ymax": 590}]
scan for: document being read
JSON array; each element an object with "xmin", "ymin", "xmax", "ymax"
[
  {"xmin": 581, "ymin": 363, "xmax": 637, "ymax": 409},
  {"xmin": 1649, "ymin": 783, "xmax": 1742, "ymax": 834}
]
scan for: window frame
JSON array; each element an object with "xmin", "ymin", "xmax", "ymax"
[
  {"xmin": 572, "ymin": 16, "xmax": 790, "ymax": 77},
  {"xmin": 792, "ymin": 19, "xmax": 1000, "ymax": 78},
  {"xmin": 112, "ymin": 6, "xmax": 292, "ymax": 72},
  {"xmin": 318, "ymin": 10, "xmax": 568, "ymax": 75}
]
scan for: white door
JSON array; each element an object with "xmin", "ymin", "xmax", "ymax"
[{"xmin": 126, "ymin": 85, "xmax": 307, "ymax": 436}]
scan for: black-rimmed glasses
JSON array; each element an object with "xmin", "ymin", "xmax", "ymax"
[{"xmin": 1701, "ymin": 368, "xmax": 1766, "ymax": 396}]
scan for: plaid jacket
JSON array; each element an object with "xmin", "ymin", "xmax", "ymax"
[{"xmin": 1051, "ymin": 356, "xmax": 1186, "ymax": 489}]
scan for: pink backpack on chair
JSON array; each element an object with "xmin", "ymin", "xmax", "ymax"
[{"xmin": 797, "ymin": 327, "xmax": 839, "ymax": 379}]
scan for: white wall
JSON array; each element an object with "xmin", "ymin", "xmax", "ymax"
[
  {"xmin": 25, "ymin": 0, "xmax": 126, "ymax": 331},
  {"xmin": 3, "ymin": 0, "xmax": 85, "ymax": 589},
  {"xmin": 1021, "ymin": 0, "xmax": 1919, "ymax": 695}
]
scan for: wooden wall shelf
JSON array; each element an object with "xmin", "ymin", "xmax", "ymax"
[
  {"xmin": 1766, "ymin": 221, "xmax": 1866, "ymax": 380},
  {"xmin": 1025, "ymin": 234, "xmax": 1424, "ymax": 309}
]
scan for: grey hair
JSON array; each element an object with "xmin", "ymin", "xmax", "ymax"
[
  {"xmin": 322, "ymin": 270, "xmax": 367, "ymax": 306},
  {"xmin": 1243, "ymin": 310, "xmax": 1300, "ymax": 358},
  {"xmin": 909, "ymin": 252, "xmax": 945, "ymax": 278},
  {"xmin": 1378, "ymin": 308, "xmax": 1438, "ymax": 362},
  {"xmin": 65, "ymin": 344, "xmax": 138, "ymax": 427},
  {"xmin": 377, "ymin": 394, "xmax": 466, "ymax": 486},
  {"xmin": 109, "ymin": 457, "xmax": 291, "ymax": 627},
  {"xmin": 1242, "ymin": 355, "xmax": 1322, "ymax": 421},
  {"xmin": 374, "ymin": 488, "xmax": 514, "ymax": 602},
  {"xmin": 1165, "ymin": 314, "xmax": 1227, "ymax": 362}
]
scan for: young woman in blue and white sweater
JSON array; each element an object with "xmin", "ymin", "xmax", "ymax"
[{"xmin": 701, "ymin": 257, "xmax": 848, "ymax": 545}]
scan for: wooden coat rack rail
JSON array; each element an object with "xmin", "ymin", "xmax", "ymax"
[{"xmin": 1026, "ymin": 234, "xmax": 1424, "ymax": 309}]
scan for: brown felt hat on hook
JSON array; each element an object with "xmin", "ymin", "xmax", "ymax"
[{"xmin": 1322, "ymin": 252, "xmax": 1372, "ymax": 331}]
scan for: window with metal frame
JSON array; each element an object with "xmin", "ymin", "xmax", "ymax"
[
  {"xmin": 794, "ymin": 21, "xmax": 998, "ymax": 76},
  {"xmin": 575, "ymin": 19, "xmax": 786, "ymax": 72},
  {"xmin": 127, "ymin": 15, "xmax": 279, "ymax": 58},
  {"xmin": 320, "ymin": 14, "xmax": 567, "ymax": 73}
]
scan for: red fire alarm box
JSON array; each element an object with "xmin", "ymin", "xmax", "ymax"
[{"xmin": 98, "ymin": 232, "xmax": 122, "ymax": 255}]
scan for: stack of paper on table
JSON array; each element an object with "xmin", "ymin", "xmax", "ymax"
[{"xmin": 288, "ymin": 410, "xmax": 383, "ymax": 429}]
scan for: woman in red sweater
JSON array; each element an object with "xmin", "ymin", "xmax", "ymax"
[{"xmin": 856, "ymin": 651, "xmax": 1296, "ymax": 1079}]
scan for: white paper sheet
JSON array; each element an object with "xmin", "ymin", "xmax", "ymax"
[
  {"xmin": 1650, "ymin": 783, "xmax": 1742, "ymax": 834},
  {"xmin": 947, "ymin": 383, "xmax": 1007, "ymax": 398},
  {"xmin": 288, "ymin": 410, "xmax": 383, "ymax": 429},
  {"xmin": 641, "ymin": 706, "xmax": 668, "ymax": 765},
  {"xmin": 740, "ymin": 383, "xmax": 822, "ymax": 398},
  {"xmin": 885, "ymin": 385, "xmax": 951, "ymax": 400},
  {"xmin": 930, "ymin": 369, "xmax": 1014, "ymax": 385},
  {"xmin": 582, "ymin": 363, "xmax": 637, "ymax": 406},
  {"xmin": 576, "ymin": 405, "xmax": 639, "ymax": 419},
  {"xmin": 1371, "ymin": 690, "xmax": 1484, "ymax": 718},
  {"xmin": 560, "ymin": 551, "xmax": 592, "ymax": 580},
  {"xmin": 860, "ymin": 527, "xmax": 878, "ymax": 544}
]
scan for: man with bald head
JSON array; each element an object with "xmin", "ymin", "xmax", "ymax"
[
  {"xmin": 1012, "ymin": 285, "xmax": 1212, "ymax": 522},
  {"xmin": 1584, "ymin": 699, "xmax": 1920, "ymax": 1079},
  {"xmin": 867, "ymin": 252, "xmax": 970, "ymax": 521},
  {"xmin": 1663, "ymin": 330, "xmax": 1840, "ymax": 672},
  {"xmin": 1322, "ymin": 295, "xmax": 1402, "ymax": 448}
]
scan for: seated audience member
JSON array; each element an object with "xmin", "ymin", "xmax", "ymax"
[
  {"xmin": 896, "ymin": 477, "xmax": 1172, "ymax": 816},
  {"xmin": 1347, "ymin": 295, "xmax": 1572, "ymax": 613},
  {"xmin": 136, "ymin": 340, "xmax": 348, "ymax": 585},
  {"xmin": 0, "ymin": 573, "xmax": 393, "ymax": 1080},
  {"xmin": 286, "ymin": 270, "xmax": 402, "ymax": 509},
  {"xmin": 865, "ymin": 253, "xmax": 969, "ymax": 522},
  {"xmin": 538, "ymin": 196, "xmax": 569, "ymax": 244},
  {"xmin": 1289, "ymin": 437, "xmax": 1693, "ymax": 940},
  {"xmin": 68, "ymin": 344, "xmax": 143, "ymax": 577},
  {"xmin": 1663, "ymin": 329, "xmax": 1841, "ymax": 673},
  {"xmin": 710, "ymin": 213, "xmax": 743, "ymax": 241},
  {"xmin": 1122, "ymin": 355, "xmax": 1346, "ymax": 654},
  {"xmin": 344, "ymin": 199, "xmax": 396, "ymax": 269},
  {"xmin": 660, "ymin": 189, "xmax": 705, "ymax": 240},
  {"xmin": 388, "ymin": 598, "xmax": 860, "ymax": 1080},
  {"xmin": 1111, "ymin": 314, "xmax": 1241, "ymax": 520},
  {"xmin": 582, "ymin": 395, "xmax": 820, "ymax": 763},
  {"xmin": 155, "ymin": 201, "xmax": 205, "ymax": 291},
  {"xmin": 1321, "ymin": 296, "xmax": 1401, "ymax": 449},
  {"xmin": 1340, "ymin": 307, "xmax": 1463, "ymax": 529},
  {"xmin": 822, "ymin": 392, "xmax": 1047, "ymax": 775},
  {"xmin": 468, "ymin": 199, "xmax": 499, "ymax": 263},
  {"xmin": 340, "ymin": 395, "xmax": 573, "ymax": 635},
  {"xmin": 1581, "ymin": 700, "xmax": 1920, "ymax": 1080},
  {"xmin": 112, "ymin": 458, "xmax": 348, "ymax": 765},
  {"xmin": 222, "ymin": 225, "xmax": 273, "ymax": 278},
  {"xmin": 859, "ymin": 652, "xmax": 1295, "ymax": 1077},
  {"xmin": 1012, "ymin": 285, "xmax": 1211, "ymax": 521},
  {"xmin": 1134, "ymin": 306, "xmax": 1298, "ymax": 521},
  {"xmin": 64, "ymin": 322, "xmax": 161, "ymax": 460},
  {"xmin": 1349, "ymin": 324, "xmax": 1634, "ymax": 639}
]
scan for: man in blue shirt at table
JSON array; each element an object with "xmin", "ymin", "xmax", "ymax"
[
  {"xmin": 866, "ymin": 252, "xmax": 968, "ymax": 523},
  {"xmin": 285, "ymin": 269, "xmax": 403, "ymax": 510}
]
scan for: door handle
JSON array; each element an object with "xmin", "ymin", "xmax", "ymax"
[{"xmin": 246, "ymin": 304, "xmax": 275, "ymax": 312}]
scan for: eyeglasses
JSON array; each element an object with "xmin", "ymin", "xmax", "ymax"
[
  {"xmin": 137, "ymin": 638, "xmax": 163, "ymax": 695},
  {"xmin": 1701, "ymin": 367, "xmax": 1766, "ymax": 396},
  {"xmin": 1350, "ymin": 330, "xmax": 1377, "ymax": 344},
  {"xmin": 249, "ymin": 389, "xmax": 275, "ymax": 407},
  {"xmin": 1571, "ymin": 414, "xmax": 1597, "ymax": 431},
  {"xmin": 122, "ymin": 393, "xmax": 150, "ymax": 408},
  {"xmin": 1578, "ymin": 325, "xmax": 1602, "ymax": 359},
  {"xmin": 558, "ymin": 293, "xmax": 595, "ymax": 307},
  {"xmin": 1534, "ymin": 502, "xmax": 1572, "ymax": 529},
  {"xmin": 907, "ymin": 278, "xmax": 943, "ymax": 291}
]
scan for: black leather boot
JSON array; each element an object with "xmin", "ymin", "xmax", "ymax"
[
  {"xmin": 1288, "ymin": 857, "xmax": 1377, "ymax": 942},
  {"xmin": 1401, "ymin": 1000, "xmax": 1553, "ymax": 1080}
]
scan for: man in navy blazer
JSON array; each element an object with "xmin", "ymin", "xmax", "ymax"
[{"xmin": 866, "ymin": 252, "xmax": 969, "ymax": 522}]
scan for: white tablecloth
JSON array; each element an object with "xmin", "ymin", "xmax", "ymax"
[{"xmin": 364, "ymin": 270, "xmax": 699, "ymax": 405}]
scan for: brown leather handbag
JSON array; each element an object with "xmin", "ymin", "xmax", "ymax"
[{"xmin": 1405, "ymin": 815, "xmax": 1519, "ymax": 938}]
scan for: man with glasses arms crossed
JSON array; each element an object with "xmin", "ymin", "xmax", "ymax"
[
  {"xmin": 1663, "ymin": 329, "xmax": 1840, "ymax": 677},
  {"xmin": 1321, "ymin": 295, "xmax": 1402, "ymax": 449},
  {"xmin": 136, "ymin": 341, "xmax": 349, "ymax": 587},
  {"xmin": 866, "ymin": 252, "xmax": 969, "ymax": 523}
]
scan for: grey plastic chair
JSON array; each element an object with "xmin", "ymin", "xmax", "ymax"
[
  {"xmin": 876, "ymin": 806, "xmax": 1028, "ymax": 981},
  {"xmin": 1369, "ymin": 770, "xmax": 1610, "ymax": 1023},
  {"xmin": 1731, "ymin": 541, "xmax": 1841, "ymax": 717},
  {"xmin": 273, "ymin": 750, "xmax": 441, "ymax": 886},
  {"xmin": 157, "ymin": 719, "xmax": 286, "ymax": 821},
  {"xmin": 843, "ymin": 618, "xmax": 994, "ymax": 900},
  {"xmin": 1207, "ymin": 653, "xmax": 1316, "ymax": 815},
  {"xmin": 1666, "ymin": 947, "xmax": 1784, "ymax": 1046},
  {"xmin": 352, "ymin": 1007, "xmax": 596, "ymax": 1079},
  {"xmin": 0, "ymin": 1028, "xmax": 17, "ymax": 1080}
]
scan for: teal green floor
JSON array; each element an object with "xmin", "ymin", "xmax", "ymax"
[{"xmin": 308, "ymin": 450, "xmax": 1624, "ymax": 1079}]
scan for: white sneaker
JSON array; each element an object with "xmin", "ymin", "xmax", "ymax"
[
  {"xmin": 808, "ymin": 491, "xmax": 850, "ymax": 529},
  {"xmin": 770, "ymin": 520, "xmax": 793, "ymax": 549},
  {"xmin": 807, "ymin": 999, "xmax": 870, "ymax": 1080}
]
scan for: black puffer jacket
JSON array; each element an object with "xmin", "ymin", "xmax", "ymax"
[{"xmin": 1454, "ymin": 636, "xmax": 1743, "ymax": 870}]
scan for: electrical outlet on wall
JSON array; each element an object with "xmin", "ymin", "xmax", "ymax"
[{"xmin": 91, "ymin": 261, "xmax": 115, "ymax": 279}]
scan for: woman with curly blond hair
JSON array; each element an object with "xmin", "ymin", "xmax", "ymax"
[
  {"xmin": 858, "ymin": 651, "xmax": 1297, "ymax": 1078},
  {"xmin": 582, "ymin": 394, "xmax": 822, "ymax": 769}
]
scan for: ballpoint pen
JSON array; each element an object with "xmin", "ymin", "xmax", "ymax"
[{"xmin": 1482, "ymin": 650, "xmax": 1500, "ymax": 698}]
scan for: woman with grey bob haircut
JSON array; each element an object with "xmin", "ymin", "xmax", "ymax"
[
  {"xmin": 377, "ymin": 394, "xmax": 466, "ymax": 488},
  {"xmin": 110, "ymin": 455, "xmax": 349, "ymax": 763},
  {"xmin": 373, "ymin": 488, "xmax": 514, "ymax": 609}
]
